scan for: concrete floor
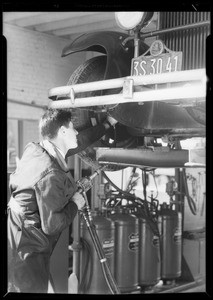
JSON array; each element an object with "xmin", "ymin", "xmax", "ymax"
[{"xmin": 180, "ymin": 283, "xmax": 205, "ymax": 293}]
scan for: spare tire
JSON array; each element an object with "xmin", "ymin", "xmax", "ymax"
[{"xmin": 66, "ymin": 55, "xmax": 137, "ymax": 170}]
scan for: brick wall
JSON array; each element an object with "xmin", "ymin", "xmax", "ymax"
[{"xmin": 4, "ymin": 23, "xmax": 85, "ymax": 120}]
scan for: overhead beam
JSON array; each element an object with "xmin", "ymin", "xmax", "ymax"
[
  {"xmin": 3, "ymin": 12, "xmax": 46, "ymax": 22},
  {"xmin": 7, "ymin": 12, "xmax": 101, "ymax": 27},
  {"xmin": 35, "ymin": 12, "xmax": 115, "ymax": 32},
  {"xmin": 52, "ymin": 19, "xmax": 119, "ymax": 36}
]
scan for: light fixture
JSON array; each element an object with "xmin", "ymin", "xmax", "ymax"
[
  {"xmin": 115, "ymin": 11, "xmax": 154, "ymax": 30},
  {"xmin": 115, "ymin": 12, "xmax": 144, "ymax": 30}
]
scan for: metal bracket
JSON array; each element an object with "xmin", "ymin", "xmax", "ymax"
[
  {"xmin": 123, "ymin": 78, "xmax": 133, "ymax": 99},
  {"xmin": 69, "ymin": 88, "xmax": 75, "ymax": 105}
]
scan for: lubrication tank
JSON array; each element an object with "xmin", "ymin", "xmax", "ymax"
[
  {"xmin": 133, "ymin": 205, "xmax": 161, "ymax": 287},
  {"xmin": 80, "ymin": 210, "xmax": 115, "ymax": 294},
  {"xmin": 108, "ymin": 206, "xmax": 139, "ymax": 293},
  {"xmin": 158, "ymin": 202, "xmax": 182, "ymax": 280}
]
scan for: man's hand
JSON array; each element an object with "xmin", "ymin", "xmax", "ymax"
[
  {"xmin": 107, "ymin": 115, "xmax": 118, "ymax": 127},
  {"xmin": 72, "ymin": 191, "xmax": 85, "ymax": 210}
]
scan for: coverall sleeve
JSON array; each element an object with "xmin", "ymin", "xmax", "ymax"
[
  {"xmin": 34, "ymin": 170, "xmax": 78, "ymax": 236},
  {"xmin": 66, "ymin": 123, "xmax": 106, "ymax": 157}
]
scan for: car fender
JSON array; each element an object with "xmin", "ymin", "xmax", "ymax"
[{"xmin": 62, "ymin": 31, "xmax": 149, "ymax": 80}]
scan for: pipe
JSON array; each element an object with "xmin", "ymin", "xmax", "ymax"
[
  {"xmin": 96, "ymin": 148, "xmax": 189, "ymax": 169},
  {"xmin": 48, "ymin": 69, "xmax": 206, "ymax": 100},
  {"xmin": 140, "ymin": 20, "xmax": 210, "ymax": 39},
  {"xmin": 8, "ymin": 98, "xmax": 47, "ymax": 109},
  {"xmin": 134, "ymin": 29, "xmax": 140, "ymax": 58},
  {"xmin": 71, "ymin": 155, "xmax": 82, "ymax": 287}
]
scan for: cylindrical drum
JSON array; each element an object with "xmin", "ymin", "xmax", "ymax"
[
  {"xmin": 108, "ymin": 207, "xmax": 139, "ymax": 293},
  {"xmin": 80, "ymin": 211, "xmax": 115, "ymax": 294},
  {"xmin": 159, "ymin": 204, "xmax": 182, "ymax": 280},
  {"xmin": 135, "ymin": 211, "xmax": 161, "ymax": 287}
]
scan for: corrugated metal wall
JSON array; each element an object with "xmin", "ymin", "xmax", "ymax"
[{"xmin": 159, "ymin": 12, "xmax": 210, "ymax": 70}]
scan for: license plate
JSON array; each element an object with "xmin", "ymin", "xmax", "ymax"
[{"xmin": 131, "ymin": 52, "xmax": 182, "ymax": 76}]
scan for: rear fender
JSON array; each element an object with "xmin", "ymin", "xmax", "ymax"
[{"xmin": 62, "ymin": 31, "xmax": 149, "ymax": 80}]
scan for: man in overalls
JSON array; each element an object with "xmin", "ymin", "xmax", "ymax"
[{"xmin": 7, "ymin": 108, "xmax": 117, "ymax": 293}]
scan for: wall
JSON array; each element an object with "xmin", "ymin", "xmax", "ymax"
[
  {"xmin": 4, "ymin": 24, "xmax": 87, "ymax": 293},
  {"xmin": 4, "ymin": 23, "xmax": 88, "ymax": 167},
  {"xmin": 4, "ymin": 23, "xmax": 85, "ymax": 120}
]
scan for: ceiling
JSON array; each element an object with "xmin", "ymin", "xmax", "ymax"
[{"xmin": 3, "ymin": 11, "xmax": 158, "ymax": 40}]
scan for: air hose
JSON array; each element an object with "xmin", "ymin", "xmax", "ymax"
[
  {"xmin": 182, "ymin": 168, "xmax": 197, "ymax": 215},
  {"xmin": 78, "ymin": 167, "xmax": 120, "ymax": 294},
  {"xmin": 175, "ymin": 140, "xmax": 197, "ymax": 215},
  {"xmin": 102, "ymin": 171, "xmax": 143, "ymax": 203},
  {"xmin": 81, "ymin": 203, "xmax": 120, "ymax": 294},
  {"xmin": 78, "ymin": 238, "xmax": 93, "ymax": 294},
  {"xmin": 102, "ymin": 170, "xmax": 160, "ymax": 237}
]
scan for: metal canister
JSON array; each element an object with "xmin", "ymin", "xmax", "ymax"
[
  {"xmin": 108, "ymin": 207, "xmax": 139, "ymax": 293},
  {"xmin": 80, "ymin": 210, "xmax": 115, "ymax": 294},
  {"xmin": 159, "ymin": 203, "xmax": 182, "ymax": 280},
  {"xmin": 133, "ymin": 207, "xmax": 161, "ymax": 287}
]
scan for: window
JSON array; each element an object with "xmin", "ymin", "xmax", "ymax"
[{"xmin": 7, "ymin": 119, "xmax": 39, "ymax": 173}]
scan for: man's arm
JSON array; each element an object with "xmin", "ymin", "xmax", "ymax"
[
  {"xmin": 66, "ymin": 116, "xmax": 118, "ymax": 157},
  {"xmin": 35, "ymin": 170, "xmax": 85, "ymax": 236}
]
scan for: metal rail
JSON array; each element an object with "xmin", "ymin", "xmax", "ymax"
[
  {"xmin": 121, "ymin": 20, "xmax": 210, "ymax": 47},
  {"xmin": 48, "ymin": 69, "xmax": 206, "ymax": 109},
  {"xmin": 140, "ymin": 20, "xmax": 210, "ymax": 39}
]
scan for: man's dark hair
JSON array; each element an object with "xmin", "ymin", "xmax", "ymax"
[{"xmin": 39, "ymin": 108, "xmax": 72, "ymax": 139}]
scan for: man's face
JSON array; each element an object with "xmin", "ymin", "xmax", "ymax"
[{"xmin": 62, "ymin": 121, "xmax": 78, "ymax": 150}]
